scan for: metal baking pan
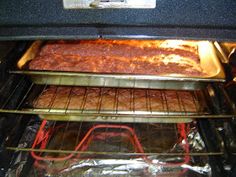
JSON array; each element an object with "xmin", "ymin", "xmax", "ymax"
[
  {"xmin": 13, "ymin": 40, "xmax": 225, "ymax": 90},
  {"xmin": 21, "ymin": 85, "xmax": 207, "ymax": 123},
  {"xmin": 36, "ymin": 112, "xmax": 193, "ymax": 123}
]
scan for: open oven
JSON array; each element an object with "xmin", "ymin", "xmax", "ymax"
[{"xmin": 0, "ymin": 1, "xmax": 236, "ymax": 177}]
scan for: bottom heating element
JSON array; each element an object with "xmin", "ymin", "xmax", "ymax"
[{"xmin": 7, "ymin": 120, "xmax": 216, "ymax": 177}]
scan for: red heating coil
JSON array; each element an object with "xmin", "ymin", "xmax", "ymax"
[{"xmin": 31, "ymin": 120, "xmax": 190, "ymax": 173}]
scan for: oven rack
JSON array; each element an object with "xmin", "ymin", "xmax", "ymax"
[
  {"xmin": 0, "ymin": 76, "xmax": 234, "ymax": 123},
  {"xmin": 6, "ymin": 120, "xmax": 222, "ymax": 177},
  {"xmin": 6, "ymin": 120, "xmax": 221, "ymax": 158},
  {"xmin": 12, "ymin": 40, "xmax": 226, "ymax": 91}
]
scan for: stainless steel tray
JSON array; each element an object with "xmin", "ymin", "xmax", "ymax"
[
  {"xmin": 14, "ymin": 41, "xmax": 225, "ymax": 90},
  {"xmin": 24, "ymin": 86, "xmax": 207, "ymax": 123},
  {"xmin": 37, "ymin": 113, "xmax": 193, "ymax": 123}
]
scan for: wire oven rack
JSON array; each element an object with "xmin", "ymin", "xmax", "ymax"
[
  {"xmin": 10, "ymin": 120, "xmax": 223, "ymax": 176},
  {"xmin": 31, "ymin": 121, "xmax": 191, "ymax": 175},
  {"xmin": 6, "ymin": 119, "xmax": 223, "ymax": 177},
  {"xmin": 0, "ymin": 75, "xmax": 234, "ymax": 123}
]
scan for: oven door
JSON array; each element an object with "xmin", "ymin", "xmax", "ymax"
[{"xmin": 0, "ymin": 0, "xmax": 236, "ymax": 41}]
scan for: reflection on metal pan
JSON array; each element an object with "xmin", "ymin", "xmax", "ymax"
[{"xmin": 13, "ymin": 40, "xmax": 225, "ymax": 90}]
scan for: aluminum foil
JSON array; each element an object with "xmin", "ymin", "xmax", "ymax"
[
  {"xmin": 6, "ymin": 119, "xmax": 41, "ymax": 177},
  {"xmin": 31, "ymin": 124, "xmax": 211, "ymax": 177},
  {"xmin": 187, "ymin": 125, "xmax": 206, "ymax": 152},
  {"xmin": 37, "ymin": 156, "xmax": 211, "ymax": 177},
  {"xmin": 7, "ymin": 122, "xmax": 212, "ymax": 177}
]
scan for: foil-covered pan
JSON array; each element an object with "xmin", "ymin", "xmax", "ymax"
[{"xmin": 13, "ymin": 40, "xmax": 225, "ymax": 90}]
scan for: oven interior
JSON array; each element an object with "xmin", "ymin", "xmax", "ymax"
[
  {"xmin": 0, "ymin": 1, "xmax": 236, "ymax": 176},
  {"xmin": 0, "ymin": 39, "xmax": 235, "ymax": 177}
]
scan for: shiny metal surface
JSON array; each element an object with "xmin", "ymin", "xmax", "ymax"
[
  {"xmin": 14, "ymin": 40, "xmax": 225, "ymax": 90},
  {"xmin": 0, "ymin": 78, "xmax": 235, "ymax": 122},
  {"xmin": 6, "ymin": 121, "xmax": 215, "ymax": 177},
  {"xmin": 0, "ymin": 80, "xmax": 209, "ymax": 123}
]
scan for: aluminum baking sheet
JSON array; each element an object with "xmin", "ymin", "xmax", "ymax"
[
  {"xmin": 23, "ymin": 86, "xmax": 208, "ymax": 123},
  {"xmin": 14, "ymin": 40, "xmax": 225, "ymax": 90},
  {"xmin": 37, "ymin": 114, "xmax": 193, "ymax": 123}
]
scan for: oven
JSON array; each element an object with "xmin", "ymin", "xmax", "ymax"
[{"xmin": 0, "ymin": 1, "xmax": 236, "ymax": 177}]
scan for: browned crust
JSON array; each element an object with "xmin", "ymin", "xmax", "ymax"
[
  {"xmin": 29, "ymin": 40, "xmax": 206, "ymax": 76},
  {"xmin": 34, "ymin": 86, "xmax": 198, "ymax": 112}
]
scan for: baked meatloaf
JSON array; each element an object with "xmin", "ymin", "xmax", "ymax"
[
  {"xmin": 33, "ymin": 86, "xmax": 199, "ymax": 112},
  {"xmin": 29, "ymin": 39, "xmax": 206, "ymax": 76}
]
